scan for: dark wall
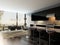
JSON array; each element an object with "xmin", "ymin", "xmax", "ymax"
[{"xmin": 31, "ymin": 6, "xmax": 60, "ymax": 21}]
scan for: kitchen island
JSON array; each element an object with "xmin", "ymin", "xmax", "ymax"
[{"xmin": 30, "ymin": 26, "xmax": 60, "ymax": 45}]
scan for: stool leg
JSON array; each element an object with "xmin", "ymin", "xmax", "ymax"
[{"xmin": 49, "ymin": 33, "xmax": 50, "ymax": 45}]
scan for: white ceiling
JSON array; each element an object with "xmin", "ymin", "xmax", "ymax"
[{"xmin": 0, "ymin": 0, "xmax": 60, "ymax": 14}]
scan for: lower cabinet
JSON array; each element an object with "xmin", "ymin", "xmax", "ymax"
[{"xmin": 30, "ymin": 28, "xmax": 60, "ymax": 45}]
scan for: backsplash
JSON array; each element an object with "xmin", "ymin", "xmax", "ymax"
[
  {"xmin": 56, "ymin": 21, "xmax": 60, "ymax": 26},
  {"xmin": 34, "ymin": 21, "xmax": 47, "ymax": 25},
  {"xmin": 34, "ymin": 20, "xmax": 60, "ymax": 26}
]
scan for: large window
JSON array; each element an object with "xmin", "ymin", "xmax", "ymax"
[{"xmin": 1, "ymin": 11, "xmax": 24, "ymax": 26}]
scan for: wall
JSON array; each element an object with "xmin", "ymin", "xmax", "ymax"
[
  {"xmin": 33, "ymin": 21, "xmax": 46, "ymax": 25},
  {"xmin": 33, "ymin": 20, "xmax": 60, "ymax": 26},
  {"xmin": 26, "ymin": 14, "xmax": 34, "ymax": 27},
  {"xmin": 31, "ymin": 6, "xmax": 60, "ymax": 26}
]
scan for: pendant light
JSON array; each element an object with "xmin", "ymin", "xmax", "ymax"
[{"xmin": 46, "ymin": 15, "xmax": 56, "ymax": 45}]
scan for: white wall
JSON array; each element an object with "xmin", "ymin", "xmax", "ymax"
[
  {"xmin": 18, "ymin": 13, "xmax": 24, "ymax": 26},
  {"xmin": 26, "ymin": 14, "xmax": 34, "ymax": 27}
]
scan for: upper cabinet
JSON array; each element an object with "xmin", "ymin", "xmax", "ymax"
[
  {"xmin": 31, "ymin": 6, "xmax": 60, "ymax": 21},
  {"xmin": 31, "ymin": 15, "xmax": 48, "ymax": 21}
]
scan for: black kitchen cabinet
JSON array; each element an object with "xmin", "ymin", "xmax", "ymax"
[
  {"xmin": 31, "ymin": 15, "xmax": 48, "ymax": 21},
  {"xmin": 31, "ymin": 6, "xmax": 60, "ymax": 21},
  {"xmin": 29, "ymin": 27, "xmax": 60, "ymax": 45}
]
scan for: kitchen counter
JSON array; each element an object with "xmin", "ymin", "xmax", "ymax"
[{"xmin": 30, "ymin": 26, "xmax": 60, "ymax": 33}]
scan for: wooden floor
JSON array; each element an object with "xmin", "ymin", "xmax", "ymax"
[
  {"xmin": 3, "ymin": 36, "xmax": 34, "ymax": 45},
  {"xmin": 14, "ymin": 37, "xmax": 33, "ymax": 45},
  {"xmin": 0, "ymin": 35, "xmax": 48, "ymax": 45}
]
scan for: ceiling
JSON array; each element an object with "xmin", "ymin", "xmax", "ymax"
[{"xmin": 0, "ymin": 0, "xmax": 60, "ymax": 14}]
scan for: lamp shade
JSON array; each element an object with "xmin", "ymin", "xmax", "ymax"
[{"xmin": 48, "ymin": 16, "xmax": 56, "ymax": 23}]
